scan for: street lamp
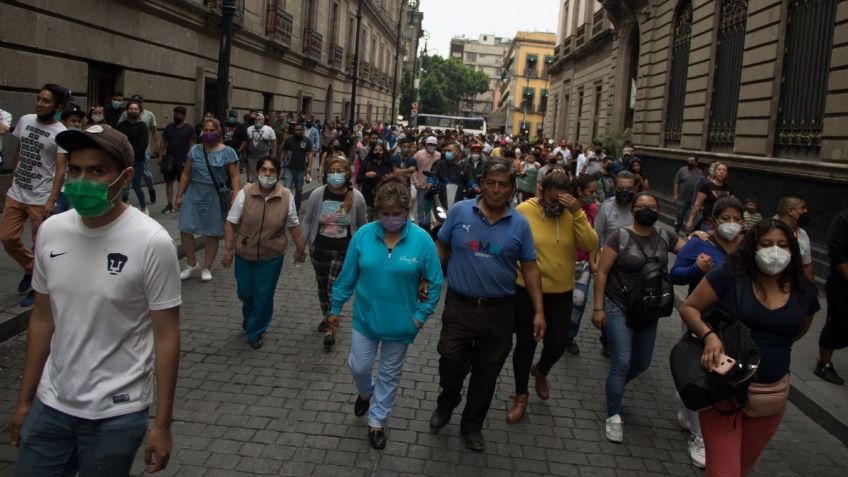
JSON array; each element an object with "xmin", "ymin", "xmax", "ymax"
[
  {"xmin": 215, "ymin": 0, "xmax": 237, "ymax": 121},
  {"xmin": 348, "ymin": 0, "xmax": 364, "ymax": 129},
  {"xmin": 411, "ymin": 30, "xmax": 429, "ymax": 129}
]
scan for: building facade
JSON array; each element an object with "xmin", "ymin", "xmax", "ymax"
[
  {"xmin": 449, "ymin": 34, "xmax": 513, "ymax": 119},
  {"xmin": 0, "ymin": 0, "xmax": 404, "ymax": 179},
  {"xmin": 545, "ymin": 1, "xmax": 619, "ymax": 144},
  {"xmin": 493, "ymin": 32, "xmax": 556, "ymax": 137},
  {"xmin": 568, "ymin": 0, "xmax": 847, "ymax": 276}
]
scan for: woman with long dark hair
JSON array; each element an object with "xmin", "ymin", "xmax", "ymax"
[
  {"xmin": 679, "ymin": 219, "xmax": 819, "ymax": 477},
  {"xmin": 357, "ymin": 141, "xmax": 394, "ymax": 212},
  {"xmin": 686, "ymin": 161, "xmax": 731, "ymax": 232}
]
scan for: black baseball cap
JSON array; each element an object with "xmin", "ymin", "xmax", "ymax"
[
  {"xmin": 60, "ymin": 103, "xmax": 85, "ymax": 120},
  {"xmin": 56, "ymin": 125, "xmax": 134, "ymax": 168}
]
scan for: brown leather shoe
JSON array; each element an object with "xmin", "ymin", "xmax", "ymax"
[
  {"xmin": 506, "ymin": 394, "xmax": 529, "ymax": 423},
  {"xmin": 531, "ymin": 363, "xmax": 550, "ymax": 400}
]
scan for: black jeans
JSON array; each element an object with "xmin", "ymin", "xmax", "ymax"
[
  {"xmin": 512, "ymin": 286, "xmax": 574, "ymax": 395},
  {"xmin": 436, "ymin": 293, "xmax": 514, "ymax": 434}
]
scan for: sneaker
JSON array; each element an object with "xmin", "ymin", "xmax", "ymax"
[
  {"xmin": 201, "ymin": 268, "xmax": 213, "ymax": 281},
  {"xmin": 605, "ymin": 414, "xmax": 624, "ymax": 443},
  {"xmin": 148, "ymin": 188, "xmax": 157, "ymax": 204},
  {"xmin": 17, "ymin": 274, "xmax": 32, "ymax": 294},
  {"xmin": 814, "ymin": 362, "xmax": 845, "ymax": 385},
  {"xmin": 676, "ymin": 393, "xmax": 691, "ymax": 431},
  {"xmin": 162, "ymin": 204, "xmax": 174, "ymax": 214},
  {"xmin": 565, "ymin": 337, "xmax": 580, "ymax": 356},
  {"xmin": 141, "ymin": 208, "xmax": 150, "ymax": 216},
  {"xmin": 19, "ymin": 291, "xmax": 35, "ymax": 308},
  {"xmin": 250, "ymin": 335, "xmax": 263, "ymax": 349},
  {"xmin": 688, "ymin": 434, "xmax": 706, "ymax": 469},
  {"xmin": 180, "ymin": 264, "xmax": 199, "ymax": 280}
]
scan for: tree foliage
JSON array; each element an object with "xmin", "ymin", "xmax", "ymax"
[{"xmin": 399, "ymin": 54, "xmax": 490, "ymax": 118}]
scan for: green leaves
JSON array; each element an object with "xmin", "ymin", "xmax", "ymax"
[{"xmin": 400, "ymin": 54, "xmax": 492, "ymax": 117}]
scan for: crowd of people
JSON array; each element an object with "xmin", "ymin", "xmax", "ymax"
[{"xmin": 0, "ymin": 84, "xmax": 845, "ymax": 477}]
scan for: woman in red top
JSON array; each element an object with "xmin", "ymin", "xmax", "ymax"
[{"xmin": 566, "ymin": 173, "xmax": 600, "ymax": 355}]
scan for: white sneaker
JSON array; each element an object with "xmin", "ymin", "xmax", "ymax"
[
  {"xmin": 676, "ymin": 393, "xmax": 691, "ymax": 431},
  {"xmin": 180, "ymin": 264, "xmax": 199, "ymax": 280},
  {"xmin": 605, "ymin": 414, "xmax": 624, "ymax": 443},
  {"xmin": 201, "ymin": 268, "xmax": 212, "ymax": 281},
  {"xmin": 141, "ymin": 208, "xmax": 150, "ymax": 216},
  {"xmin": 688, "ymin": 434, "xmax": 706, "ymax": 469}
]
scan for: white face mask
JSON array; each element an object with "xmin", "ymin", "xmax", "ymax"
[
  {"xmin": 754, "ymin": 246, "xmax": 792, "ymax": 276},
  {"xmin": 716, "ymin": 222, "xmax": 743, "ymax": 241},
  {"xmin": 258, "ymin": 175, "xmax": 278, "ymax": 189}
]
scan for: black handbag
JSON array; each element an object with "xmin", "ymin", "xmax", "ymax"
[
  {"xmin": 670, "ymin": 277, "xmax": 761, "ymax": 412},
  {"xmin": 159, "ymin": 153, "xmax": 174, "ymax": 173},
  {"xmin": 201, "ymin": 146, "xmax": 233, "ymax": 218}
]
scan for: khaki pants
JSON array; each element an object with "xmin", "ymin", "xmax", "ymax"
[{"xmin": 0, "ymin": 195, "xmax": 45, "ymax": 274}]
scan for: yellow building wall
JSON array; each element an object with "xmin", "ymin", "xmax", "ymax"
[{"xmin": 509, "ymin": 39, "xmax": 553, "ymax": 137}]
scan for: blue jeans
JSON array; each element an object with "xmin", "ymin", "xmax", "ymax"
[
  {"xmin": 16, "ymin": 398, "xmax": 148, "ymax": 477},
  {"xmin": 348, "ymin": 328, "xmax": 409, "ymax": 429},
  {"xmin": 235, "ymin": 254, "xmax": 285, "ymax": 343},
  {"xmin": 675, "ymin": 199, "xmax": 692, "ymax": 233},
  {"xmin": 604, "ymin": 299, "xmax": 659, "ymax": 417},
  {"xmin": 569, "ymin": 261, "xmax": 592, "ymax": 338},
  {"xmin": 283, "ymin": 168, "xmax": 305, "ymax": 211},
  {"xmin": 143, "ymin": 151, "xmax": 154, "ymax": 189},
  {"xmin": 415, "ymin": 186, "xmax": 430, "ymax": 228},
  {"xmin": 130, "ymin": 159, "xmax": 147, "ymax": 209}
]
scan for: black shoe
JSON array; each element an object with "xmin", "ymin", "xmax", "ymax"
[
  {"xmin": 354, "ymin": 395, "xmax": 371, "ymax": 417},
  {"xmin": 602, "ymin": 343, "xmax": 610, "ymax": 358},
  {"xmin": 566, "ymin": 338, "xmax": 581, "ymax": 356},
  {"xmin": 368, "ymin": 428, "xmax": 386, "ymax": 450},
  {"xmin": 323, "ymin": 333, "xmax": 336, "ymax": 349},
  {"xmin": 148, "ymin": 188, "xmax": 157, "ymax": 204},
  {"xmin": 429, "ymin": 407, "xmax": 452, "ymax": 431},
  {"xmin": 461, "ymin": 431, "xmax": 485, "ymax": 452},
  {"xmin": 250, "ymin": 335, "xmax": 263, "ymax": 349},
  {"xmin": 815, "ymin": 362, "xmax": 845, "ymax": 385},
  {"xmin": 162, "ymin": 204, "xmax": 174, "ymax": 214},
  {"xmin": 317, "ymin": 320, "xmax": 327, "ymax": 333},
  {"xmin": 17, "ymin": 274, "xmax": 32, "ymax": 294}
]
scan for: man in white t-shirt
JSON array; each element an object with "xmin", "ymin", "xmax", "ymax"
[
  {"xmin": 8, "ymin": 124, "xmax": 181, "ymax": 476},
  {"xmin": 776, "ymin": 194, "xmax": 815, "ymax": 281},
  {"xmin": 245, "ymin": 113, "xmax": 277, "ymax": 183},
  {"xmin": 1, "ymin": 84, "xmax": 69, "ymax": 307}
]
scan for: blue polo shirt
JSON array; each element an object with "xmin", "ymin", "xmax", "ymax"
[{"xmin": 438, "ymin": 198, "xmax": 537, "ymax": 298}]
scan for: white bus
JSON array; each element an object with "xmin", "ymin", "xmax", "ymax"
[{"xmin": 415, "ymin": 114, "xmax": 487, "ymax": 136}]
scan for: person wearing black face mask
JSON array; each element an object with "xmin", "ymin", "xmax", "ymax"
[
  {"xmin": 776, "ymin": 194, "xmax": 814, "ymax": 281},
  {"xmin": 592, "ymin": 192, "xmax": 686, "ymax": 444},
  {"xmin": 160, "ymin": 106, "xmax": 197, "ymax": 213}
]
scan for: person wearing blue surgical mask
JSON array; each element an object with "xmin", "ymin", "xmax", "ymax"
[
  {"xmin": 301, "ymin": 156, "xmax": 368, "ymax": 347},
  {"xmin": 104, "ymin": 92, "xmax": 125, "ymax": 128}
]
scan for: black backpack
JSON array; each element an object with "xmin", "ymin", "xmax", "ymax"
[
  {"xmin": 614, "ymin": 228, "xmax": 675, "ymax": 326},
  {"xmin": 670, "ymin": 277, "xmax": 762, "ymax": 412}
]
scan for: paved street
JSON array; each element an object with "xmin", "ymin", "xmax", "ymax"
[{"xmin": 1, "ymin": 234, "xmax": 847, "ymax": 476}]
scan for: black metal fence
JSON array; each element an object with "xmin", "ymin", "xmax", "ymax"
[
  {"xmin": 664, "ymin": 0, "xmax": 693, "ymax": 147},
  {"xmin": 707, "ymin": 0, "xmax": 748, "ymax": 151}
]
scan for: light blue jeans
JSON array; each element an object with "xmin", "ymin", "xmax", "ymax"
[
  {"xmin": 16, "ymin": 398, "xmax": 148, "ymax": 477},
  {"xmin": 348, "ymin": 328, "xmax": 410, "ymax": 429},
  {"xmin": 604, "ymin": 299, "xmax": 659, "ymax": 417},
  {"xmin": 569, "ymin": 261, "xmax": 593, "ymax": 338}
]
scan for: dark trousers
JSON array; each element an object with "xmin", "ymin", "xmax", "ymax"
[
  {"xmin": 436, "ymin": 293, "xmax": 514, "ymax": 434},
  {"xmin": 512, "ymin": 286, "xmax": 574, "ymax": 395}
]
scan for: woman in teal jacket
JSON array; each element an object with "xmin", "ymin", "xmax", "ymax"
[{"xmin": 329, "ymin": 174, "xmax": 443, "ymax": 450}]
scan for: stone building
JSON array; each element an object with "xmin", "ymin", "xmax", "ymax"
[
  {"xmin": 0, "ymin": 0, "xmax": 404, "ymax": 179},
  {"xmin": 547, "ymin": 0, "xmax": 847, "ymax": 276},
  {"xmin": 449, "ymin": 34, "xmax": 513, "ymax": 119},
  {"xmin": 493, "ymin": 32, "xmax": 556, "ymax": 137}
]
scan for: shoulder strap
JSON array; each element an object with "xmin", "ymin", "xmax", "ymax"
[{"xmin": 202, "ymin": 146, "xmax": 225, "ymax": 195}]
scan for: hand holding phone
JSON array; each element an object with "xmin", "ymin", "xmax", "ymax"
[{"xmin": 710, "ymin": 353, "xmax": 736, "ymax": 375}]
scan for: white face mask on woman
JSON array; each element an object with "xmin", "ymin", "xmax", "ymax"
[
  {"xmin": 716, "ymin": 222, "xmax": 743, "ymax": 241},
  {"xmin": 754, "ymin": 246, "xmax": 792, "ymax": 276}
]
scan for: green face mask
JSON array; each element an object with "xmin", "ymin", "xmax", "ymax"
[{"xmin": 64, "ymin": 172, "xmax": 124, "ymax": 217}]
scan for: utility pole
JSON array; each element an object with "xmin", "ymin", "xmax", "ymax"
[
  {"xmin": 348, "ymin": 0, "xmax": 363, "ymax": 130},
  {"xmin": 521, "ymin": 66, "xmax": 531, "ymax": 138},
  {"xmin": 390, "ymin": 2, "xmax": 405, "ymax": 125},
  {"xmin": 412, "ymin": 31, "xmax": 428, "ymax": 129},
  {"xmin": 215, "ymin": 0, "xmax": 237, "ymax": 121}
]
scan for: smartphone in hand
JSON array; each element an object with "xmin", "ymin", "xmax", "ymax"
[{"xmin": 710, "ymin": 354, "xmax": 736, "ymax": 375}]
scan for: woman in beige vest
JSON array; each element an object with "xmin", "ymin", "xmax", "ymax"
[{"xmin": 222, "ymin": 156, "xmax": 306, "ymax": 349}]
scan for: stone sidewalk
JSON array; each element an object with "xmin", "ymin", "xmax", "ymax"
[{"xmin": 1, "ymin": 235, "xmax": 847, "ymax": 476}]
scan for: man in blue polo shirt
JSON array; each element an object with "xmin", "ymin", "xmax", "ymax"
[{"xmin": 430, "ymin": 157, "xmax": 546, "ymax": 452}]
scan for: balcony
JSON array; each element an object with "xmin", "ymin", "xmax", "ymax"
[
  {"xmin": 562, "ymin": 36, "xmax": 573, "ymax": 58},
  {"xmin": 575, "ymin": 25, "xmax": 586, "ymax": 48},
  {"xmin": 303, "ymin": 28, "xmax": 323, "ymax": 62},
  {"xmin": 346, "ymin": 53, "xmax": 355, "ymax": 72},
  {"xmin": 592, "ymin": 10, "xmax": 608, "ymax": 37},
  {"xmin": 362, "ymin": 61, "xmax": 372, "ymax": 83},
  {"xmin": 331, "ymin": 44, "xmax": 344, "ymax": 70},
  {"xmin": 265, "ymin": 2, "xmax": 293, "ymax": 49}
]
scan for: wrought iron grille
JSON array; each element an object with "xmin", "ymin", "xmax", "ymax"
[
  {"xmin": 707, "ymin": 0, "xmax": 748, "ymax": 151},
  {"xmin": 266, "ymin": 0, "xmax": 293, "ymax": 48},
  {"xmin": 664, "ymin": 0, "xmax": 693, "ymax": 146},
  {"xmin": 774, "ymin": 0, "xmax": 837, "ymax": 157}
]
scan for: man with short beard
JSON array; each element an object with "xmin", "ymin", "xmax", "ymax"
[{"xmin": 1, "ymin": 84, "xmax": 68, "ymax": 307}]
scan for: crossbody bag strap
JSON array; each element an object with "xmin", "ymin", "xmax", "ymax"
[{"xmin": 202, "ymin": 146, "xmax": 225, "ymax": 196}]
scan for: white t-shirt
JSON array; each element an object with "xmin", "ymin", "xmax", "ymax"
[
  {"xmin": 9, "ymin": 114, "xmax": 66, "ymax": 205},
  {"xmin": 227, "ymin": 187, "xmax": 299, "ymax": 227},
  {"xmin": 246, "ymin": 125, "xmax": 277, "ymax": 159},
  {"xmin": 575, "ymin": 153, "xmax": 588, "ymax": 176},
  {"xmin": 32, "ymin": 206, "xmax": 181, "ymax": 419},
  {"xmin": 798, "ymin": 227, "xmax": 812, "ymax": 265}
]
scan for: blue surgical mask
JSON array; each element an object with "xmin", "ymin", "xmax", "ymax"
[
  {"xmin": 111, "ymin": 100, "xmax": 122, "ymax": 109},
  {"xmin": 445, "ymin": 152, "xmax": 455, "ymax": 161},
  {"xmin": 327, "ymin": 172, "xmax": 347, "ymax": 188}
]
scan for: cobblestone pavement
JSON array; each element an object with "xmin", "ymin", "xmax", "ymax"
[{"xmin": 1, "ymin": 241, "xmax": 847, "ymax": 476}]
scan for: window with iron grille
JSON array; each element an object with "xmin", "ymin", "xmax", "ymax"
[
  {"xmin": 664, "ymin": 0, "xmax": 693, "ymax": 147},
  {"xmin": 539, "ymin": 89, "xmax": 548, "ymax": 113},
  {"xmin": 707, "ymin": 0, "xmax": 748, "ymax": 151},
  {"xmin": 522, "ymin": 87, "xmax": 535, "ymax": 113},
  {"xmin": 774, "ymin": 0, "xmax": 837, "ymax": 158}
]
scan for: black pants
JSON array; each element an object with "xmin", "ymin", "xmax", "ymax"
[
  {"xmin": 436, "ymin": 293, "xmax": 514, "ymax": 434},
  {"xmin": 819, "ymin": 287, "xmax": 848, "ymax": 350},
  {"xmin": 512, "ymin": 286, "xmax": 574, "ymax": 395}
]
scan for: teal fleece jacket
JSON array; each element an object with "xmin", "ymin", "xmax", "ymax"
[{"xmin": 330, "ymin": 220, "xmax": 443, "ymax": 344}]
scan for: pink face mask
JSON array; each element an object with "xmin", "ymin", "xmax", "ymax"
[{"xmin": 379, "ymin": 213, "xmax": 406, "ymax": 232}]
